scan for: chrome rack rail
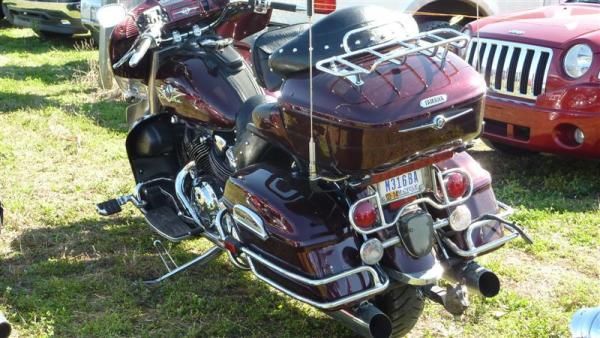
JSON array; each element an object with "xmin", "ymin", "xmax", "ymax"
[{"xmin": 316, "ymin": 28, "xmax": 469, "ymax": 80}]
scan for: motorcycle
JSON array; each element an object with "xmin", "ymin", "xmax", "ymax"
[{"xmin": 95, "ymin": 1, "xmax": 533, "ymax": 337}]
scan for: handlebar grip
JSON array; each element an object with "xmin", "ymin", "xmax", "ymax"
[
  {"xmin": 129, "ymin": 36, "xmax": 153, "ymax": 68},
  {"xmin": 271, "ymin": 1, "xmax": 297, "ymax": 12}
]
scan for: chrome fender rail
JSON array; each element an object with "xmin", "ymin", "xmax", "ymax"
[
  {"xmin": 442, "ymin": 202, "xmax": 533, "ymax": 257},
  {"xmin": 241, "ymin": 248, "xmax": 390, "ymax": 310}
]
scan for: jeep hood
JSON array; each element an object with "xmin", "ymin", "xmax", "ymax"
[{"xmin": 473, "ymin": 4, "xmax": 600, "ymax": 50}]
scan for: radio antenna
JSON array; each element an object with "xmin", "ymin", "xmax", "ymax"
[{"xmin": 307, "ymin": 0, "xmax": 317, "ymax": 181}]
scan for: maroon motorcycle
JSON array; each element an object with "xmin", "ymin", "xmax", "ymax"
[{"xmin": 96, "ymin": 1, "xmax": 532, "ymax": 337}]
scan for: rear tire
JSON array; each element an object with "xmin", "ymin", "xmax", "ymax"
[
  {"xmin": 374, "ymin": 285, "xmax": 425, "ymax": 337},
  {"xmin": 482, "ymin": 138, "xmax": 538, "ymax": 156}
]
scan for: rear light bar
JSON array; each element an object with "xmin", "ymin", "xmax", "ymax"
[{"xmin": 315, "ymin": 0, "xmax": 336, "ymax": 14}]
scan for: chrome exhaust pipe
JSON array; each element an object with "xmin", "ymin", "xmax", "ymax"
[
  {"xmin": 0, "ymin": 312, "xmax": 11, "ymax": 338},
  {"xmin": 445, "ymin": 261, "xmax": 500, "ymax": 298},
  {"xmin": 329, "ymin": 303, "xmax": 392, "ymax": 338}
]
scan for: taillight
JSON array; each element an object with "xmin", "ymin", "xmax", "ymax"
[
  {"xmin": 445, "ymin": 173, "xmax": 468, "ymax": 199},
  {"xmin": 315, "ymin": 0, "xmax": 336, "ymax": 14},
  {"xmin": 353, "ymin": 201, "xmax": 377, "ymax": 228}
]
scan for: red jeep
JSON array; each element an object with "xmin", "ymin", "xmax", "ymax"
[{"xmin": 464, "ymin": 0, "xmax": 600, "ymax": 157}]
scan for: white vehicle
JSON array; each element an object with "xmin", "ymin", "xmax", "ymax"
[{"xmin": 272, "ymin": 0, "xmax": 560, "ymax": 29}]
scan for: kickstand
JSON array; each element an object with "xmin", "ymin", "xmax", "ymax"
[{"xmin": 143, "ymin": 239, "xmax": 223, "ymax": 285}]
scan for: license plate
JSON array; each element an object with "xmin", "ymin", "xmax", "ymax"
[{"xmin": 377, "ymin": 169, "xmax": 426, "ymax": 203}]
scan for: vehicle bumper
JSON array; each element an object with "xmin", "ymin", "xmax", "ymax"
[
  {"xmin": 4, "ymin": 0, "xmax": 87, "ymax": 35},
  {"xmin": 484, "ymin": 86, "xmax": 600, "ymax": 158}
]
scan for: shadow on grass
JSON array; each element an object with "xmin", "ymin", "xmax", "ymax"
[
  {"xmin": 0, "ymin": 90, "xmax": 129, "ymax": 132},
  {"xmin": 1, "ymin": 216, "xmax": 350, "ymax": 337},
  {"xmin": 0, "ymin": 60, "xmax": 88, "ymax": 84},
  {"xmin": 470, "ymin": 148, "xmax": 600, "ymax": 212},
  {"xmin": 0, "ymin": 28, "xmax": 95, "ymax": 54}
]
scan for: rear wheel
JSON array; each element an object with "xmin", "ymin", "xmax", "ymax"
[{"xmin": 374, "ymin": 285, "xmax": 425, "ymax": 337}]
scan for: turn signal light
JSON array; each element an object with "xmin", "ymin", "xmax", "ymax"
[
  {"xmin": 315, "ymin": 0, "xmax": 336, "ymax": 14},
  {"xmin": 445, "ymin": 173, "xmax": 468, "ymax": 199},
  {"xmin": 353, "ymin": 201, "xmax": 377, "ymax": 229}
]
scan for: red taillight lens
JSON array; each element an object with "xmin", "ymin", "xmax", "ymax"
[
  {"xmin": 445, "ymin": 173, "xmax": 468, "ymax": 199},
  {"xmin": 224, "ymin": 238, "xmax": 239, "ymax": 256},
  {"xmin": 315, "ymin": 0, "xmax": 336, "ymax": 14},
  {"xmin": 353, "ymin": 201, "xmax": 377, "ymax": 228}
]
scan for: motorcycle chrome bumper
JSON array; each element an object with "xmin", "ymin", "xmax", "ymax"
[{"xmin": 241, "ymin": 248, "xmax": 390, "ymax": 310}]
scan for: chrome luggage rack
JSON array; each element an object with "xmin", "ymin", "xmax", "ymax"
[{"xmin": 316, "ymin": 26, "xmax": 469, "ymax": 81}]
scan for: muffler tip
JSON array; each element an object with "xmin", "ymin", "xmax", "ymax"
[
  {"xmin": 369, "ymin": 312, "xmax": 392, "ymax": 338},
  {"xmin": 479, "ymin": 270, "xmax": 500, "ymax": 298},
  {"xmin": 0, "ymin": 313, "xmax": 11, "ymax": 338}
]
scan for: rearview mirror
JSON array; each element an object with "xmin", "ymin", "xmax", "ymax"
[{"xmin": 97, "ymin": 4, "xmax": 127, "ymax": 28}]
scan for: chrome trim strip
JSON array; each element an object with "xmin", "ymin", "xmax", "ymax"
[
  {"xmin": 480, "ymin": 42, "xmax": 492, "ymax": 74},
  {"xmin": 500, "ymin": 46, "xmax": 515, "ymax": 92},
  {"xmin": 398, "ymin": 108, "xmax": 474, "ymax": 133},
  {"xmin": 514, "ymin": 48, "xmax": 528, "ymax": 94},
  {"xmin": 233, "ymin": 205, "xmax": 268, "ymax": 240},
  {"xmin": 489, "ymin": 43, "xmax": 502, "ymax": 88},
  {"xmin": 527, "ymin": 50, "xmax": 542, "ymax": 98},
  {"xmin": 349, "ymin": 168, "xmax": 474, "ymax": 235},
  {"xmin": 242, "ymin": 248, "xmax": 389, "ymax": 310}
]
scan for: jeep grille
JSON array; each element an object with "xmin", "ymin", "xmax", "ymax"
[{"xmin": 466, "ymin": 38, "xmax": 553, "ymax": 100}]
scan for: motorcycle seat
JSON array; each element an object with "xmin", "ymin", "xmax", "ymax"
[
  {"xmin": 269, "ymin": 6, "xmax": 417, "ymax": 77},
  {"xmin": 251, "ymin": 23, "xmax": 310, "ymax": 91}
]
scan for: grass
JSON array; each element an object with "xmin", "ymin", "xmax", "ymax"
[{"xmin": 1, "ymin": 24, "xmax": 599, "ymax": 337}]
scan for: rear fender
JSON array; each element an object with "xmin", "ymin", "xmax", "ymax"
[{"xmin": 435, "ymin": 151, "xmax": 503, "ymax": 251}]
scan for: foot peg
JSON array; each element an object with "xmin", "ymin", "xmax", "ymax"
[
  {"xmin": 96, "ymin": 199, "xmax": 122, "ymax": 216},
  {"xmin": 143, "ymin": 239, "xmax": 223, "ymax": 285},
  {"xmin": 96, "ymin": 194, "xmax": 141, "ymax": 216}
]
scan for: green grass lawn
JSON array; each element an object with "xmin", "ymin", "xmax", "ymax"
[{"xmin": 1, "ymin": 24, "xmax": 599, "ymax": 337}]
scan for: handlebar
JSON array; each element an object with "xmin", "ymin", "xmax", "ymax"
[
  {"xmin": 129, "ymin": 35, "xmax": 154, "ymax": 67},
  {"xmin": 116, "ymin": 0, "xmax": 302, "ymax": 69}
]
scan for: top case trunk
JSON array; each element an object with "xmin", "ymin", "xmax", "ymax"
[{"xmin": 277, "ymin": 52, "xmax": 486, "ymax": 174}]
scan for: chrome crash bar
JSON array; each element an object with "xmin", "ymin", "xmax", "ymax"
[
  {"xmin": 442, "ymin": 201, "xmax": 533, "ymax": 257},
  {"xmin": 241, "ymin": 248, "xmax": 390, "ymax": 310}
]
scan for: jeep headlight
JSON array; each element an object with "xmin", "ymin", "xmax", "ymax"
[{"xmin": 564, "ymin": 44, "xmax": 593, "ymax": 79}]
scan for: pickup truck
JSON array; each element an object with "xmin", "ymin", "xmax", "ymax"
[{"xmin": 2, "ymin": 0, "xmax": 87, "ymax": 38}]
